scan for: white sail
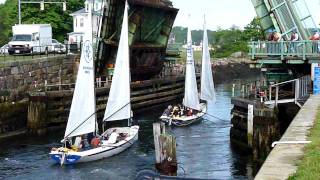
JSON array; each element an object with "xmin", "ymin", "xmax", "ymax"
[
  {"xmin": 104, "ymin": 1, "xmax": 131, "ymax": 121},
  {"xmin": 200, "ymin": 16, "xmax": 216, "ymax": 102},
  {"xmin": 64, "ymin": 3, "xmax": 96, "ymax": 138},
  {"xmin": 183, "ymin": 16, "xmax": 200, "ymax": 111}
]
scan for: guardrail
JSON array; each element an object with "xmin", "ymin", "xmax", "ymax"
[
  {"xmin": 232, "ymin": 75, "xmax": 311, "ymax": 107},
  {"xmin": 44, "ymin": 77, "xmax": 110, "ymax": 92},
  {"xmin": 0, "ymin": 43, "xmax": 81, "ymax": 63},
  {"xmin": 266, "ymin": 76, "xmax": 311, "ymax": 107},
  {"xmin": 250, "ymin": 40, "xmax": 320, "ymax": 60}
]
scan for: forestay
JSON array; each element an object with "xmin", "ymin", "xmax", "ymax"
[
  {"xmin": 64, "ymin": 3, "xmax": 96, "ymax": 138},
  {"xmin": 183, "ymin": 16, "xmax": 200, "ymax": 111},
  {"xmin": 104, "ymin": 2, "xmax": 131, "ymax": 121},
  {"xmin": 200, "ymin": 16, "xmax": 216, "ymax": 102}
]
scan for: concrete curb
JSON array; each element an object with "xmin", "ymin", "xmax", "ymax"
[{"xmin": 254, "ymin": 95, "xmax": 320, "ymax": 180}]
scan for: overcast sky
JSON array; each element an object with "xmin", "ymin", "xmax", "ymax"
[
  {"xmin": 0, "ymin": 0, "xmax": 319, "ymax": 30},
  {"xmin": 171, "ymin": 0, "xmax": 320, "ymax": 30}
]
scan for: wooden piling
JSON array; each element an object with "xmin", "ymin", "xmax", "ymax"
[
  {"xmin": 27, "ymin": 92, "xmax": 48, "ymax": 135},
  {"xmin": 247, "ymin": 104, "xmax": 254, "ymax": 148},
  {"xmin": 232, "ymin": 84, "xmax": 235, "ymax": 97},
  {"xmin": 153, "ymin": 122, "xmax": 177, "ymax": 176}
]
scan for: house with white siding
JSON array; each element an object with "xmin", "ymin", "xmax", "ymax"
[{"xmin": 68, "ymin": 0, "xmax": 103, "ymax": 45}]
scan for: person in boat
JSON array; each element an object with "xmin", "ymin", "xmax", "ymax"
[
  {"xmin": 73, "ymin": 135, "xmax": 84, "ymax": 150},
  {"xmin": 172, "ymin": 106, "xmax": 179, "ymax": 117},
  {"xmin": 106, "ymin": 129, "xmax": 119, "ymax": 144},
  {"xmin": 162, "ymin": 105, "xmax": 173, "ymax": 117},
  {"xmin": 91, "ymin": 135, "xmax": 101, "ymax": 148},
  {"xmin": 180, "ymin": 107, "xmax": 185, "ymax": 116},
  {"xmin": 87, "ymin": 132, "xmax": 94, "ymax": 146},
  {"xmin": 187, "ymin": 108, "xmax": 193, "ymax": 116},
  {"xmin": 65, "ymin": 138, "xmax": 72, "ymax": 149}
]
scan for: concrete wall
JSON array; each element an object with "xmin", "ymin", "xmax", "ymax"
[{"xmin": 0, "ymin": 55, "xmax": 77, "ymax": 101}]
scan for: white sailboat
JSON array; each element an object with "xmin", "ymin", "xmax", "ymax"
[
  {"xmin": 50, "ymin": 1, "xmax": 139, "ymax": 165},
  {"xmin": 160, "ymin": 15, "xmax": 215, "ymax": 126}
]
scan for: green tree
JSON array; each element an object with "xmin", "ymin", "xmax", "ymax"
[
  {"xmin": 242, "ymin": 17, "xmax": 265, "ymax": 41},
  {"xmin": 0, "ymin": 0, "xmax": 84, "ymax": 45}
]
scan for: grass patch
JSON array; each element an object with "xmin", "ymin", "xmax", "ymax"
[
  {"xmin": 0, "ymin": 54, "xmax": 65, "ymax": 64},
  {"xmin": 288, "ymin": 109, "xmax": 320, "ymax": 179},
  {"xmin": 178, "ymin": 49, "xmax": 203, "ymax": 64}
]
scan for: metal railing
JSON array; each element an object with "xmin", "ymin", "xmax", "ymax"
[
  {"xmin": 44, "ymin": 77, "xmax": 110, "ymax": 92},
  {"xmin": 231, "ymin": 78, "xmax": 268, "ymax": 99},
  {"xmin": 0, "ymin": 43, "xmax": 81, "ymax": 63},
  {"xmin": 250, "ymin": 40, "xmax": 320, "ymax": 60},
  {"xmin": 266, "ymin": 75, "xmax": 311, "ymax": 107},
  {"xmin": 232, "ymin": 75, "xmax": 311, "ymax": 107}
]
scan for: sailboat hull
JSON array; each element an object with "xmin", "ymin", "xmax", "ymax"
[
  {"xmin": 50, "ymin": 126, "xmax": 139, "ymax": 165},
  {"xmin": 160, "ymin": 103, "xmax": 207, "ymax": 127}
]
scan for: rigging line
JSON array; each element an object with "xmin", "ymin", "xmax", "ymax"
[
  {"xmin": 63, "ymin": 101, "xmax": 131, "ymax": 142},
  {"xmin": 102, "ymin": 101, "xmax": 131, "ymax": 122},
  {"xmin": 201, "ymin": 111, "xmax": 230, "ymax": 122}
]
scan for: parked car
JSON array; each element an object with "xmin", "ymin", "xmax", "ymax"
[
  {"xmin": 0, "ymin": 44, "xmax": 8, "ymax": 54},
  {"xmin": 51, "ymin": 39, "xmax": 66, "ymax": 53}
]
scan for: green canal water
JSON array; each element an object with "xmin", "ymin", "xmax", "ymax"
[{"xmin": 0, "ymin": 83, "xmax": 256, "ymax": 180}]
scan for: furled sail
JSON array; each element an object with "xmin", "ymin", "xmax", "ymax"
[
  {"xmin": 104, "ymin": 1, "xmax": 131, "ymax": 121},
  {"xmin": 200, "ymin": 16, "xmax": 216, "ymax": 102},
  {"xmin": 64, "ymin": 3, "xmax": 96, "ymax": 138},
  {"xmin": 183, "ymin": 15, "xmax": 200, "ymax": 111}
]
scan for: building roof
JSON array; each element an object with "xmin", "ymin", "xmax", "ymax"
[
  {"xmin": 68, "ymin": 32, "xmax": 85, "ymax": 35},
  {"xmin": 70, "ymin": 8, "xmax": 87, "ymax": 16}
]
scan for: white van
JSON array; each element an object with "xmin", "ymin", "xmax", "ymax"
[{"xmin": 8, "ymin": 24, "xmax": 52, "ymax": 55}]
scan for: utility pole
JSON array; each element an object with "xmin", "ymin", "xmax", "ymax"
[
  {"xmin": 18, "ymin": 0, "xmax": 67, "ymax": 24},
  {"xmin": 18, "ymin": 0, "xmax": 21, "ymax": 24}
]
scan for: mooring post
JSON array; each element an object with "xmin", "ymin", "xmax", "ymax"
[
  {"xmin": 269, "ymin": 86, "xmax": 272, "ymax": 101},
  {"xmin": 232, "ymin": 84, "xmax": 235, "ymax": 97},
  {"xmin": 241, "ymin": 85, "xmax": 245, "ymax": 98},
  {"xmin": 247, "ymin": 104, "xmax": 254, "ymax": 148},
  {"xmin": 153, "ymin": 122, "xmax": 177, "ymax": 176},
  {"xmin": 44, "ymin": 80, "xmax": 47, "ymax": 92},
  {"xmin": 275, "ymin": 86, "xmax": 279, "ymax": 106},
  {"xmin": 59, "ymin": 67, "xmax": 62, "ymax": 91}
]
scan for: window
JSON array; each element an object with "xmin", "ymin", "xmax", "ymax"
[
  {"xmin": 95, "ymin": 3, "xmax": 98, "ymax": 11},
  {"xmin": 80, "ymin": 18, "xmax": 84, "ymax": 27},
  {"xmin": 75, "ymin": 18, "xmax": 77, "ymax": 28},
  {"xmin": 85, "ymin": 3, "xmax": 89, "ymax": 12},
  {"xmin": 12, "ymin": 35, "xmax": 32, "ymax": 41}
]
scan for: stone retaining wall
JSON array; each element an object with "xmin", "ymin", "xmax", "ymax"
[
  {"xmin": 0, "ymin": 55, "xmax": 77, "ymax": 101},
  {"xmin": 0, "ymin": 101, "xmax": 28, "ymax": 134}
]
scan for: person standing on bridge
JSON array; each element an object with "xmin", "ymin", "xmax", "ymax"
[
  {"xmin": 267, "ymin": 29, "xmax": 275, "ymax": 54},
  {"xmin": 289, "ymin": 30, "xmax": 299, "ymax": 54},
  {"xmin": 310, "ymin": 30, "xmax": 320, "ymax": 53},
  {"xmin": 273, "ymin": 31, "xmax": 282, "ymax": 54}
]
